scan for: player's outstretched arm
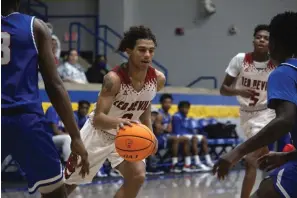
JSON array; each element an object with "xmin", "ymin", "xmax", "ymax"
[
  {"xmin": 34, "ymin": 19, "xmax": 80, "ymax": 139},
  {"xmin": 93, "ymin": 72, "xmax": 126, "ymax": 130},
  {"xmin": 35, "ymin": 19, "xmax": 90, "ymax": 177}
]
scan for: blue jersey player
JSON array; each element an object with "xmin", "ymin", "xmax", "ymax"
[
  {"xmin": 213, "ymin": 11, "xmax": 297, "ymax": 198},
  {"xmin": 1, "ymin": 1, "xmax": 89, "ymax": 197}
]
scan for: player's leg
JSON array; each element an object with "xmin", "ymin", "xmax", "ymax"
[
  {"xmin": 181, "ymin": 135, "xmax": 192, "ymax": 172},
  {"xmin": 64, "ymin": 123, "xmax": 116, "ymax": 195},
  {"xmin": 250, "ymin": 177, "xmax": 281, "ymax": 198},
  {"xmin": 168, "ymin": 135, "xmax": 180, "ymax": 171},
  {"xmin": 242, "ymin": 110, "xmax": 275, "ymax": 198},
  {"xmin": 114, "ymin": 160, "xmax": 146, "ymax": 198},
  {"xmin": 198, "ymin": 135, "xmax": 214, "ymax": 167},
  {"xmin": 241, "ymin": 146, "xmax": 269, "ymax": 198},
  {"xmin": 2, "ymin": 114, "xmax": 66, "ymax": 197}
]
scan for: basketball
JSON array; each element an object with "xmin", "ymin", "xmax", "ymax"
[{"xmin": 115, "ymin": 123, "xmax": 156, "ymax": 162}]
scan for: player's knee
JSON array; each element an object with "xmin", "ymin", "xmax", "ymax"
[
  {"xmin": 131, "ymin": 171, "xmax": 146, "ymax": 185},
  {"xmin": 171, "ymin": 136, "xmax": 179, "ymax": 143},
  {"xmin": 192, "ymin": 136, "xmax": 198, "ymax": 143}
]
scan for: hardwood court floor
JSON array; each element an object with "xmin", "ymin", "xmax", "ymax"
[{"xmin": 2, "ymin": 170, "xmax": 263, "ymax": 198}]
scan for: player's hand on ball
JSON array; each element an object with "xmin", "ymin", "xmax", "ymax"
[
  {"xmin": 257, "ymin": 152, "xmax": 288, "ymax": 172},
  {"xmin": 237, "ymin": 89, "xmax": 256, "ymax": 98},
  {"xmin": 118, "ymin": 119, "xmax": 139, "ymax": 129},
  {"xmin": 70, "ymin": 138, "xmax": 90, "ymax": 178}
]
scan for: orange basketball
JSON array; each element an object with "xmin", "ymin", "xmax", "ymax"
[{"xmin": 115, "ymin": 123, "xmax": 156, "ymax": 162}]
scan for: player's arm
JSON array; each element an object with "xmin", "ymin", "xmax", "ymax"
[
  {"xmin": 139, "ymin": 103, "xmax": 153, "ymax": 132},
  {"xmin": 92, "ymin": 72, "xmax": 125, "ymax": 130},
  {"xmin": 220, "ymin": 54, "xmax": 254, "ymax": 97},
  {"xmin": 234, "ymin": 69, "xmax": 297, "ymax": 158},
  {"xmin": 35, "ymin": 19, "xmax": 81, "ymax": 140},
  {"xmin": 156, "ymin": 70, "xmax": 166, "ymax": 91}
]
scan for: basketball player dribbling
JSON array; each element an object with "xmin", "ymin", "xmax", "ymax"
[
  {"xmin": 1, "ymin": 1, "xmax": 89, "ymax": 197},
  {"xmin": 64, "ymin": 26, "xmax": 166, "ymax": 198},
  {"xmin": 213, "ymin": 11, "xmax": 297, "ymax": 198},
  {"xmin": 219, "ymin": 25, "xmax": 276, "ymax": 198}
]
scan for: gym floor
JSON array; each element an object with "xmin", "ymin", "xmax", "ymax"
[{"xmin": 1, "ymin": 170, "xmax": 263, "ymax": 198}]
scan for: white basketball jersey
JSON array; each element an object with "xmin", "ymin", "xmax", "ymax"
[
  {"xmin": 90, "ymin": 64, "xmax": 157, "ymax": 135},
  {"xmin": 226, "ymin": 53, "xmax": 276, "ymax": 111}
]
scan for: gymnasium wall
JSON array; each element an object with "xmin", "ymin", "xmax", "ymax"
[{"xmin": 99, "ymin": 0, "xmax": 297, "ymax": 87}]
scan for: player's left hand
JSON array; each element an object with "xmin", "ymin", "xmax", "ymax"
[
  {"xmin": 70, "ymin": 138, "xmax": 90, "ymax": 178},
  {"xmin": 257, "ymin": 152, "xmax": 288, "ymax": 172},
  {"xmin": 212, "ymin": 149, "xmax": 243, "ymax": 180}
]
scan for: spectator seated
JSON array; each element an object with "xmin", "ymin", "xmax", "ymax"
[{"xmin": 155, "ymin": 118, "xmax": 242, "ymax": 168}]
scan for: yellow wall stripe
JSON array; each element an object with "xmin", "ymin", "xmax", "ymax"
[{"xmin": 42, "ymin": 103, "xmax": 239, "ymax": 118}]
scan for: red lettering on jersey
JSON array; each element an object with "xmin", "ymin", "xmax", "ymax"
[
  {"xmin": 127, "ymin": 102, "xmax": 138, "ymax": 111},
  {"xmin": 137, "ymin": 101, "xmax": 145, "ymax": 111},
  {"xmin": 242, "ymin": 77, "xmax": 251, "ymax": 88},
  {"xmin": 256, "ymin": 80, "xmax": 261, "ymax": 90},
  {"xmin": 113, "ymin": 101, "xmax": 119, "ymax": 106},
  {"xmin": 117, "ymin": 101, "xmax": 124, "ymax": 109},
  {"xmin": 260, "ymin": 81, "xmax": 267, "ymax": 91},
  {"xmin": 121, "ymin": 103, "xmax": 129, "ymax": 110},
  {"xmin": 141, "ymin": 101, "xmax": 149, "ymax": 111}
]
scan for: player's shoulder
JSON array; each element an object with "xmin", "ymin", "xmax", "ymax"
[
  {"xmin": 155, "ymin": 69, "xmax": 166, "ymax": 91},
  {"xmin": 155, "ymin": 69, "xmax": 166, "ymax": 82},
  {"xmin": 104, "ymin": 70, "xmax": 121, "ymax": 85},
  {"xmin": 270, "ymin": 65, "xmax": 297, "ymax": 81},
  {"xmin": 232, "ymin": 52, "xmax": 246, "ymax": 61}
]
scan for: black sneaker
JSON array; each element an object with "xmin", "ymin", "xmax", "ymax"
[
  {"xmin": 170, "ymin": 164, "xmax": 182, "ymax": 173},
  {"xmin": 146, "ymin": 167, "xmax": 164, "ymax": 175}
]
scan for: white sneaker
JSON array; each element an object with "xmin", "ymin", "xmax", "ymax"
[
  {"xmin": 182, "ymin": 165, "xmax": 194, "ymax": 173},
  {"xmin": 206, "ymin": 161, "xmax": 214, "ymax": 168},
  {"xmin": 196, "ymin": 163, "xmax": 212, "ymax": 172}
]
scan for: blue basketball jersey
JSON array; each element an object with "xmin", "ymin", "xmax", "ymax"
[
  {"xmin": 267, "ymin": 58, "xmax": 297, "ymax": 149},
  {"xmin": 159, "ymin": 108, "xmax": 171, "ymax": 129},
  {"xmin": 1, "ymin": 13, "xmax": 42, "ymax": 114}
]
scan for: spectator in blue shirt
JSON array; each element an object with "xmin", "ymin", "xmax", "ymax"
[
  {"xmin": 74, "ymin": 100, "xmax": 90, "ymax": 129},
  {"xmin": 45, "ymin": 106, "xmax": 71, "ymax": 163},
  {"xmin": 172, "ymin": 101, "xmax": 213, "ymax": 172}
]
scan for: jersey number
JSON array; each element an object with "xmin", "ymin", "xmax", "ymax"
[
  {"xmin": 122, "ymin": 113, "xmax": 133, "ymax": 119},
  {"xmin": 249, "ymin": 92, "xmax": 260, "ymax": 106},
  {"xmin": 1, "ymin": 32, "xmax": 11, "ymax": 65}
]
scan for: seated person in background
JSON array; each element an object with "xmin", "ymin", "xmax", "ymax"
[
  {"xmin": 74, "ymin": 100, "xmax": 91, "ymax": 129},
  {"xmin": 146, "ymin": 107, "xmax": 166, "ymax": 175},
  {"xmin": 45, "ymin": 106, "xmax": 71, "ymax": 163},
  {"xmin": 158, "ymin": 94, "xmax": 186, "ymax": 173},
  {"xmin": 86, "ymin": 55, "xmax": 109, "ymax": 83},
  {"xmin": 172, "ymin": 101, "xmax": 213, "ymax": 172},
  {"xmin": 58, "ymin": 49, "xmax": 88, "ymax": 84}
]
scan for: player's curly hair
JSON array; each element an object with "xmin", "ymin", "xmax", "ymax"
[
  {"xmin": 253, "ymin": 24, "xmax": 269, "ymax": 37},
  {"xmin": 117, "ymin": 26, "xmax": 157, "ymax": 52},
  {"xmin": 269, "ymin": 12, "xmax": 297, "ymax": 57}
]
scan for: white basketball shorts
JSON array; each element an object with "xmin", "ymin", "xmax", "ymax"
[
  {"xmin": 64, "ymin": 119, "xmax": 145, "ymax": 185},
  {"xmin": 240, "ymin": 108, "xmax": 276, "ymax": 139}
]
